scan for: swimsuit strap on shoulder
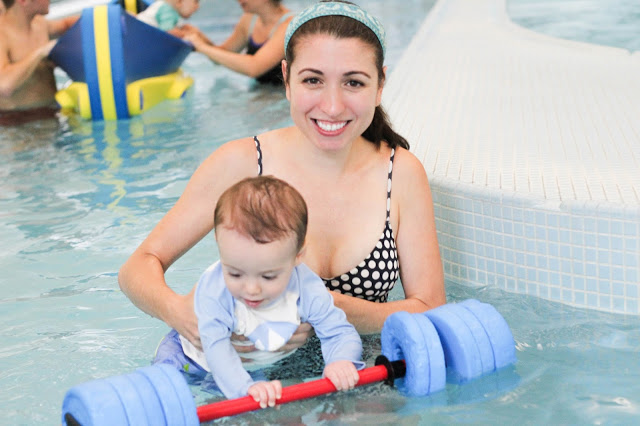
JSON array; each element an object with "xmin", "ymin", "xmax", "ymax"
[
  {"xmin": 268, "ymin": 11, "xmax": 295, "ymax": 38},
  {"xmin": 248, "ymin": 14, "xmax": 259, "ymax": 38},
  {"xmin": 386, "ymin": 148, "xmax": 396, "ymax": 221},
  {"xmin": 254, "ymin": 136, "xmax": 263, "ymax": 176}
]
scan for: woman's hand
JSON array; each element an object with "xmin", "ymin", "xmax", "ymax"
[
  {"xmin": 247, "ymin": 380, "xmax": 282, "ymax": 408},
  {"xmin": 231, "ymin": 323, "xmax": 314, "ymax": 354},
  {"xmin": 182, "ymin": 32, "xmax": 208, "ymax": 52},
  {"xmin": 323, "ymin": 360, "xmax": 359, "ymax": 391},
  {"xmin": 167, "ymin": 288, "xmax": 202, "ymax": 350},
  {"xmin": 279, "ymin": 322, "xmax": 314, "ymax": 352}
]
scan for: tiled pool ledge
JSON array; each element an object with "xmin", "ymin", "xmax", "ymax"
[{"xmin": 383, "ymin": 0, "xmax": 640, "ymax": 314}]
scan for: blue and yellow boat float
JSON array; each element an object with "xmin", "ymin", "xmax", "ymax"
[{"xmin": 50, "ymin": 1, "xmax": 194, "ymax": 121}]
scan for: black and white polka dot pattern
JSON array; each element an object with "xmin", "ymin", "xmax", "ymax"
[
  {"xmin": 323, "ymin": 149, "xmax": 399, "ymax": 303},
  {"xmin": 254, "ymin": 137, "xmax": 399, "ymax": 303}
]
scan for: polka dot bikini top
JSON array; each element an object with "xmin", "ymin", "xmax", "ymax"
[{"xmin": 254, "ymin": 136, "xmax": 399, "ymax": 303}]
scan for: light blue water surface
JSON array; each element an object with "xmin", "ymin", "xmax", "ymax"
[{"xmin": 1, "ymin": 0, "xmax": 639, "ymax": 424}]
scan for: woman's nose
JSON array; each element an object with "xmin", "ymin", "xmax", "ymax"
[{"xmin": 320, "ymin": 85, "xmax": 345, "ymax": 117}]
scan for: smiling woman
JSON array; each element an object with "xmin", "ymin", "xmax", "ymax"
[{"xmin": 119, "ymin": 0, "xmax": 446, "ymax": 355}]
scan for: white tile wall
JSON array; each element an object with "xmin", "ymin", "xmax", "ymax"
[{"xmin": 431, "ymin": 178, "xmax": 640, "ymax": 314}]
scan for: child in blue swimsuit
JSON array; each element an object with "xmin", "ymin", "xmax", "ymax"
[
  {"xmin": 137, "ymin": 0, "xmax": 200, "ymax": 34},
  {"xmin": 154, "ymin": 176, "xmax": 364, "ymax": 407}
]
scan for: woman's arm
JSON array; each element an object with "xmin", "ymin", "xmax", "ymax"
[
  {"xmin": 118, "ymin": 139, "xmax": 258, "ymax": 348},
  {"xmin": 331, "ymin": 149, "xmax": 446, "ymax": 333},
  {"xmin": 187, "ymin": 14, "xmax": 292, "ymax": 78},
  {"xmin": 217, "ymin": 13, "xmax": 252, "ymax": 52}
]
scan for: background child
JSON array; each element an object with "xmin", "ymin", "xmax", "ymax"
[
  {"xmin": 137, "ymin": 0, "xmax": 200, "ymax": 37},
  {"xmin": 154, "ymin": 176, "xmax": 364, "ymax": 408}
]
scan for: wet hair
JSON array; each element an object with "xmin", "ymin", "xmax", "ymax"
[
  {"xmin": 214, "ymin": 176, "xmax": 308, "ymax": 253},
  {"xmin": 2, "ymin": 0, "xmax": 13, "ymax": 9},
  {"xmin": 284, "ymin": 0, "xmax": 409, "ymax": 150}
]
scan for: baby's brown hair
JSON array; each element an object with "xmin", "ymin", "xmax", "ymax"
[{"xmin": 214, "ymin": 176, "xmax": 308, "ymax": 253}]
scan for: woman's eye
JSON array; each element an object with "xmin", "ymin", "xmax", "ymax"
[
  {"xmin": 346, "ymin": 80, "xmax": 364, "ymax": 88},
  {"xmin": 303, "ymin": 77, "xmax": 320, "ymax": 85}
]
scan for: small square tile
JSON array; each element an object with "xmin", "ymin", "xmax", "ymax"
[
  {"xmin": 599, "ymin": 295, "xmax": 611, "ymax": 309},
  {"xmin": 612, "ymin": 297, "xmax": 625, "ymax": 312}
]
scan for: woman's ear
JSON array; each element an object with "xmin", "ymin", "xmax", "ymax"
[
  {"xmin": 376, "ymin": 66, "xmax": 387, "ymax": 106},
  {"xmin": 282, "ymin": 60, "xmax": 291, "ymax": 100}
]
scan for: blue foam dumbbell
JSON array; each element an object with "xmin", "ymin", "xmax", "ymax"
[
  {"xmin": 62, "ymin": 364, "xmax": 198, "ymax": 426},
  {"xmin": 381, "ymin": 311, "xmax": 446, "ymax": 396}
]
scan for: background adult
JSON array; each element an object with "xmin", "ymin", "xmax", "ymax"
[
  {"xmin": 184, "ymin": 0, "xmax": 294, "ymax": 84},
  {"xmin": 0, "ymin": 0, "xmax": 77, "ymax": 125},
  {"xmin": 119, "ymin": 0, "xmax": 446, "ymax": 351}
]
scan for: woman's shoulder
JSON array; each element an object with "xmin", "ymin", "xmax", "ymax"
[
  {"xmin": 388, "ymin": 145, "xmax": 431, "ymax": 190},
  {"xmin": 235, "ymin": 13, "xmax": 254, "ymax": 31},
  {"xmin": 209, "ymin": 135, "xmax": 257, "ymax": 164}
]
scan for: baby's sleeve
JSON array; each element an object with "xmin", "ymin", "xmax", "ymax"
[
  {"xmin": 195, "ymin": 263, "xmax": 255, "ymax": 398},
  {"xmin": 156, "ymin": 3, "xmax": 180, "ymax": 31},
  {"xmin": 296, "ymin": 265, "xmax": 365, "ymax": 369}
]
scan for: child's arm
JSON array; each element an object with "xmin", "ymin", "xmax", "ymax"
[
  {"xmin": 323, "ymin": 360, "xmax": 359, "ymax": 391},
  {"xmin": 195, "ymin": 263, "xmax": 255, "ymax": 399},
  {"xmin": 247, "ymin": 380, "xmax": 282, "ymax": 408},
  {"xmin": 296, "ymin": 265, "xmax": 365, "ymax": 368}
]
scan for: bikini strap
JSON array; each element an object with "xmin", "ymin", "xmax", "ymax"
[
  {"xmin": 248, "ymin": 14, "xmax": 258, "ymax": 39},
  {"xmin": 386, "ymin": 148, "xmax": 396, "ymax": 221},
  {"xmin": 254, "ymin": 136, "xmax": 263, "ymax": 176},
  {"xmin": 268, "ymin": 11, "xmax": 295, "ymax": 38}
]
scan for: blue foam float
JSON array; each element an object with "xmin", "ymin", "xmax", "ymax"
[
  {"xmin": 381, "ymin": 311, "xmax": 446, "ymax": 396},
  {"xmin": 424, "ymin": 299, "xmax": 516, "ymax": 383},
  {"xmin": 62, "ymin": 364, "xmax": 198, "ymax": 426},
  {"xmin": 459, "ymin": 299, "xmax": 517, "ymax": 369}
]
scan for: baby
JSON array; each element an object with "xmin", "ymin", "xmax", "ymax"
[
  {"xmin": 154, "ymin": 176, "xmax": 364, "ymax": 407},
  {"xmin": 136, "ymin": 0, "xmax": 200, "ymax": 36}
]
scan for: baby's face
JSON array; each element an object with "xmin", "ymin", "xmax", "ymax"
[
  {"xmin": 216, "ymin": 226, "xmax": 300, "ymax": 310},
  {"xmin": 177, "ymin": 0, "xmax": 200, "ymax": 18}
]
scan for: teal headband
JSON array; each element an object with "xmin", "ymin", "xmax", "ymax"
[{"xmin": 284, "ymin": 1, "xmax": 386, "ymax": 58}]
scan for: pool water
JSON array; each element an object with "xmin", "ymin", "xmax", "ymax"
[{"xmin": 1, "ymin": 0, "xmax": 639, "ymax": 424}]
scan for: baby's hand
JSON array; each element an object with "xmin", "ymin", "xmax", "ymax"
[
  {"xmin": 324, "ymin": 360, "xmax": 359, "ymax": 391},
  {"xmin": 247, "ymin": 380, "xmax": 282, "ymax": 409},
  {"xmin": 182, "ymin": 33, "xmax": 203, "ymax": 50}
]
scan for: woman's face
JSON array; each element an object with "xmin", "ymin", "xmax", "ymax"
[
  {"xmin": 284, "ymin": 34, "xmax": 384, "ymax": 152},
  {"xmin": 237, "ymin": 0, "xmax": 274, "ymax": 14}
]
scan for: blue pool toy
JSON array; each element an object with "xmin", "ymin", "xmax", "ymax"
[
  {"xmin": 62, "ymin": 364, "xmax": 198, "ymax": 426},
  {"xmin": 49, "ymin": 2, "xmax": 193, "ymax": 121},
  {"xmin": 61, "ymin": 299, "xmax": 516, "ymax": 423},
  {"xmin": 380, "ymin": 311, "xmax": 446, "ymax": 396},
  {"xmin": 458, "ymin": 299, "xmax": 517, "ymax": 369}
]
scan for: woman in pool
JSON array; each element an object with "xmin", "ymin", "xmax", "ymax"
[
  {"xmin": 119, "ymin": 0, "xmax": 446, "ymax": 351},
  {"xmin": 185, "ymin": 0, "xmax": 294, "ymax": 84}
]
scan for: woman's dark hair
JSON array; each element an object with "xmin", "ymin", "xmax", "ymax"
[
  {"xmin": 2, "ymin": 0, "xmax": 14, "ymax": 9},
  {"xmin": 284, "ymin": 1, "xmax": 409, "ymax": 150}
]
